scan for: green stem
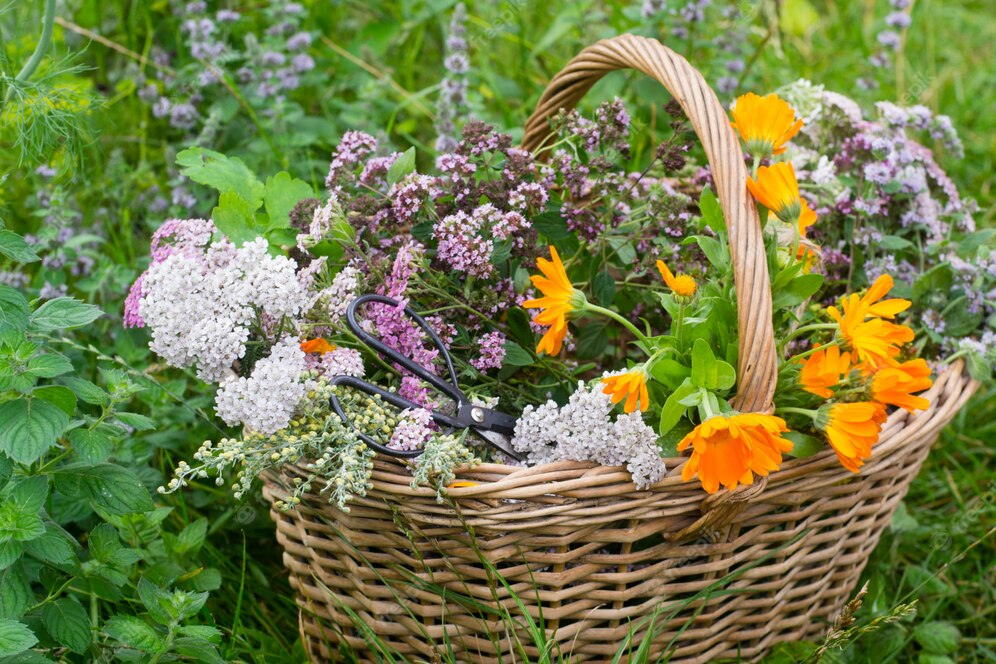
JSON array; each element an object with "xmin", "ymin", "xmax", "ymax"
[
  {"xmin": 782, "ymin": 322, "xmax": 838, "ymax": 345},
  {"xmin": 776, "ymin": 406, "xmax": 819, "ymax": 421},
  {"xmin": 585, "ymin": 304, "xmax": 651, "ymax": 349},
  {"xmin": 787, "ymin": 340, "xmax": 840, "ymax": 362},
  {"xmin": 4, "ymin": 0, "xmax": 57, "ymax": 105},
  {"xmin": 674, "ymin": 301, "xmax": 686, "ymax": 350},
  {"xmin": 699, "ymin": 388, "xmax": 716, "ymax": 419}
]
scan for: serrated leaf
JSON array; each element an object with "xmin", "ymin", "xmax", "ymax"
[
  {"xmin": 0, "ymin": 565, "xmax": 32, "ymax": 619},
  {"xmin": 23, "ymin": 528, "xmax": 75, "ymax": 565},
  {"xmin": 386, "ymin": 147, "xmax": 416, "ymax": 185},
  {"xmin": 61, "ymin": 377, "xmax": 111, "ymax": 406},
  {"xmin": 137, "ymin": 578, "xmax": 174, "ymax": 625},
  {"xmin": 53, "ymin": 463, "xmax": 152, "ymax": 517},
  {"xmin": 87, "ymin": 523, "xmax": 121, "ymax": 564},
  {"xmin": 174, "ymin": 636, "xmax": 225, "ymax": 663},
  {"xmin": 0, "ymin": 541, "xmax": 22, "ymax": 570},
  {"xmin": 41, "ymin": 598, "xmax": 90, "ymax": 653},
  {"xmin": 592, "ymin": 272, "xmax": 615, "ymax": 306},
  {"xmin": 0, "ymin": 619, "xmax": 37, "ymax": 656},
  {"xmin": 0, "ymin": 504, "xmax": 44, "ymax": 543},
  {"xmin": 177, "ymin": 624, "xmax": 221, "ymax": 643},
  {"xmin": 0, "ymin": 398, "xmax": 69, "ymax": 464},
  {"xmin": 25, "ymin": 353, "xmax": 74, "ymax": 379},
  {"xmin": 502, "ymin": 340, "xmax": 533, "ymax": 367},
  {"xmin": 263, "ymin": 172, "xmax": 313, "ymax": 229},
  {"xmin": 29, "ymin": 298, "xmax": 103, "ymax": 332},
  {"xmin": 533, "ymin": 208, "xmax": 571, "ymax": 241},
  {"xmin": 0, "ymin": 287, "xmax": 30, "ymax": 340},
  {"xmin": 174, "ymin": 519, "xmax": 207, "ymax": 555},
  {"xmin": 68, "ymin": 428, "xmax": 114, "ymax": 463},
  {"xmin": 175, "ymin": 147, "xmax": 264, "ymax": 208},
  {"xmin": 32, "ymin": 385, "xmax": 76, "ymax": 416},
  {"xmin": 0, "ymin": 232, "xmax": 39, "ymax": 264},
  {"xmin": 103, "ymin": 615, "xmax": 163, "ymax": 652},
  {"xmin": 575, "ymin": 322, "xmax": 608, "ymax": 359}
]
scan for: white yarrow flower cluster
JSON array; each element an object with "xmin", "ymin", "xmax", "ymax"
[
  {"xmin": 511, "ymin": 381, "xmax": 665, "ymax": 489},
  {"xmin": 140, "ymin": 237, "xmax": 306, "ymax": 382},
  {"xmin": 215, "ymin": 336, "xmax": 309, "ymax": 434}
]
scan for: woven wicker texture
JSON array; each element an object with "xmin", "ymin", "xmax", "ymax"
[{"xmin": 262, "ymin": 34, "xmax": 980, "ymax": 663}]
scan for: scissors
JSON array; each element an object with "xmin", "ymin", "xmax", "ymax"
[{"xmin": 328, "ymin": 294, "xmax": 523, "ymax": 461}]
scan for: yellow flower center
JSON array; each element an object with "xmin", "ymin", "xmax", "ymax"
[{"xmin": 672, "ymin": 274, "xmax": 697, "ymax": 298}]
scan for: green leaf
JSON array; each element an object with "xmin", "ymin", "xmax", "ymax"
[
  {"xmin": 878, "ymin": 235, "xmax": 914, "ymax": 250},
  {"xmin": 502, "ymin": 340, "xmax": 533, "ymax": 367},
  {"xmin": 53, "ymin": 464, "xmax": 153, "ymax": 517},
  {"xmin": 26, "ymin": 354, "xmax": 74, "ymax": 379},
  {"xmin": 690, "ymin": 339, "xmax": 718, "ymax": 389},
  {"xmin": 913, "ymin": 622, "xmax": 960, "ymax": 654},
  {"xmin": 41, "ymin": 599, "xmax": 90, "ymax": 653},
  {"xmin": 212, "ymin": 191, "xmax": 264, "ymax": 246},
  {"xmin": 0, "ymin": 287, "xmax": 30, "ymax": 342},
  {"xmin": 115, "ymin": 412, "xmax": 155, "ymax": 431},
  {"xmin": 533, "ymin": 208, "xmax": 571, "ymax": 241},
  {"xmin": 5, "ymin": 477, "xmax": 48, "ymax": 514},
  {"xmin": 575, "ymin": 322, "xmax": 608, "ymax": 359},
  {"xmin": 714, "ymin": 360, "xmax": 736, "ymax": 390},
  {"xmin": 698, "ymin": 187, "xmax": 725, "ymax": 232},
  {"xmin": 592, "ymin": 272, "xmax": 615, "ymax": 306},
  {"xmin": 87, "ymin": 523, "xmax": 121, "ymax": 564},
  {"xmin": 177, "ymin": 625, "xmax": 221, "ymax": 644},
  {"xmin": 784, "ymin": 431, "xmax": 824, "ymax": 458},
  {"xmin": 137, "ymin": 578, "xmax": 174, "ymax": 625},
  {"xmin": 772, "ymin": 273, "xmax": 824, "ymax": 310},
  {"xmin": 176, "ymin": 518, "xmax": 207, "ymax": 554},
  {"xmin": 103, "ymin": 615, "xmax": 163, "ymax": 652},
  {"xmin": 32, "ymin": 385, "xmax": 77, "ymax": 417},
  {"xmin": 0, "ymin": 565, "xmax": 32, "ymax": 619},
  {"xmin": 649, "ymin": 358, "xmax": 690, "ymax": 391},
  {"xmin": 0, "ymin": 504, "xmax": 44, "ymax": 543},
  {"xmin": 175, "ymin": 147, "xmax": 264, "ymax": 208},
  {"xmin": 61, "ymin": 377, "xmax": 111, "ymax": 407},
  {"xmin": 174, "ymin": 636, "xmax": 226, "ymax": 664},
  {"xmin": 68, "ymin": 428, "xmax": 114, "ymax": 463},
  {"xmin": 263, "ymin": 172, "xmax": 313, "ymax": 228},
  {"xmin": 693, "ymin": 235, "xmax": 728, "ymax": 269},
  {"xmin": 0, "ymin": 399, "xmax": 69, "ymax": 464},
  {"xmin": 0, "ymin": 542, "xmax": 22, "ymax": 570},
  {"xmin": 0, "ymin": 232, "xmax": 39, "ymax": 264},
  {"xmin": 0, "ymin": 620, "xmax": 37, "ymax": 657},
  {"xmin": 23, "ymin": 528, "xmax": 75, "ymax": 565},
  {"xmin": 386, "ymin": 147, "xmax": 416, "ymax": 185},
  {"xmin": 29, "ymin": 298, "xmax": 103, "ymax": 332},
  {"xmin": 659, "ymin": 379, "xmax": 696, "ymax": 436}
]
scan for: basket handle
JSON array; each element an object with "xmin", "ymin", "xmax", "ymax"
[{"xmin": 522, "ymin": 34, "xmax": 777, "ymax": 413}]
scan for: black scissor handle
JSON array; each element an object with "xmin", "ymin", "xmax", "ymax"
[{"xmin": 345, "ymin": 294, "xmax": 464, "ymax": 406}]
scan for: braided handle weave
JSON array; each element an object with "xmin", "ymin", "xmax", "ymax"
[{"xmin": 522, "ymin": 34, "xmax": 777, "ymax": 412}]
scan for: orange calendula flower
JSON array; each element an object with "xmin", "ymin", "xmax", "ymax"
[
  {"xmin": 817, "ymin": 402, "xmax": 887, "ymax": 473},
  {"xmin": 869, "ymin": 358, "xmax": 933, "ymax": 412},
  {"xmin": 300, "ymin": 338, "xmax": 336, "ymax": 354},
  {"xmin": 522, "ymin": 246, "xmax": 587, "ymax": 356},
  {"xmin": 798, "ymin": 344, "xmax": 851, "ymax": 399},
  {"xmin": 656, "ymin": 259, "xmax": 697, "ymax": 298},
  {"xmin": 601, "ymin": 367, "xmax": 650, "ymax": 413},
  {"xmin": 678, "ymin": 413, "xmax": 793, "ymax": 494},
  {"xmin": 746, "ymin": 162, "xmax": 809, "ymax": 227},
  {"xmin": 730, "ymin": 92, "xmax": 804, "ymax": 157},
  {"xmin": 828, "ymin": 275, "xmax": 914, "ymax": 367}
]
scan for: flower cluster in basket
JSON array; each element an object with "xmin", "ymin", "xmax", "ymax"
[{"xmin": 132, "ymin": 88, "xmax": 991, "ymax": 507}]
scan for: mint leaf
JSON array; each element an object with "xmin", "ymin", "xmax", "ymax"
[
  {"xmin": 32, "ymin": 385, "xmax": 77, "ymax": 417},
  {"xmin": 386, "ymin": 147, "xmax": 416, "ymax": 185},
  {"xmin": 42, "ymin": 598, "xmax": 91, "ymax": 653},
  {"xmin": 0, "ymin": 619, "xmax": 37, "ymax": 657},
  {"xmin": 0, "ymin": 287, "xmax": 30, "ymax": 340},
  {"xmin": 29, "ymin": 298, "xmax": 103, "ymax": 332},
  {"xmin": 53, "ymin": 463, "xmax": 152, "ymax": 516},
  {"xmin": 68, "ymin": 428, "xmax": 114, "ymax": 463},
  {"xmin": 0, "ymin": 231, "xmax": 39, "ymax": 264},
  {"xmin": 0, "ymin": 398, "xmax": 69, "ymax": 464},
  {"xmin": 103, "ymin": 615, "xmax": 163, "ymax": 652}
]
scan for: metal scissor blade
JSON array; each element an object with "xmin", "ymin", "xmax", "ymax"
[{"xmin": 472, "ymin": 428, "xmax": 523, "ymax": 462}]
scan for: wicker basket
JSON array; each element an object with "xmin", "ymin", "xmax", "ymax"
[{"xmin": 262, "ymin": 35, "xmax": 979, "ymax": 663}]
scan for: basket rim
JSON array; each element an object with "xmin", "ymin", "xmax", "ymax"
[{"xmin": 271, "ymin": 362, "xmax": 977, "ymax": 505}]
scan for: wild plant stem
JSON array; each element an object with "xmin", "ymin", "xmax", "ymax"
[{"xmin": 4, "ymin": 0, "xmax": 57, "ymax": 105}]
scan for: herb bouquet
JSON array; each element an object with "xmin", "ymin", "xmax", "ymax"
[{"xmin": 130, "ymin": 36, "xmax": 982, "ymax": 664}]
